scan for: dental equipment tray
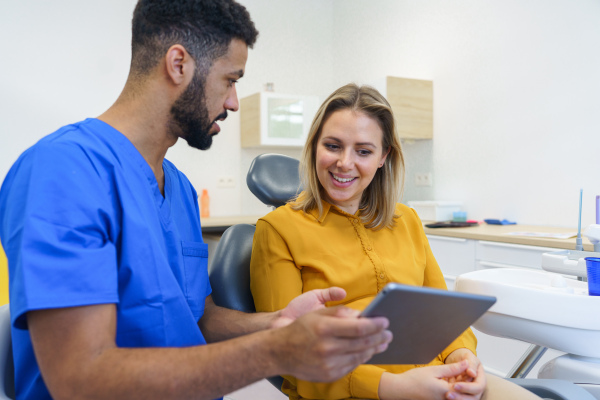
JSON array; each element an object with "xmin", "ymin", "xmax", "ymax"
[{"xmin": 542, "ymin": 250, "xmax": 600, "ymax": 277}]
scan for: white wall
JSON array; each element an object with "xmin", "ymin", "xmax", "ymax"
[
  {"xmin": 1, "ymin": 1, "xmax": 599, "ymax": 227},
  {"xmin": 330, "ymin": 0, "xmax": 600, "ymax": 227},
  {"xmin": 0, "ymin": 1, "xmax": 134, "ymax": 178}
]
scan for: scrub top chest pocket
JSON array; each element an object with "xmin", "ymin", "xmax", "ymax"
[{"xmin": 181, "ymin": 241, "xmax": 210, "ymax": 320}]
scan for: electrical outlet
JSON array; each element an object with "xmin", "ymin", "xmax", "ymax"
[
  {"xmin": 217, "ymin": 176, "xmax": 235, "ymax": 188},
  {"xmin": 415, "ymin": 172, "xmax": 432, "ymax": 187}
]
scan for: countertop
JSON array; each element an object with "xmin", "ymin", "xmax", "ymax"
[
  {"xmin": 201, "ymin": 215, "xmax": 262, "ymax": 233},
  {"xmin": 202, "ymin": 215, "xmax": 593, "ymax": 251},
  {"xmin": 423, "ymin": 222, "xmax": 593, "ymax": 251}
]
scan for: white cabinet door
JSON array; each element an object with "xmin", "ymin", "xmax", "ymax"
[
  {"xmin": 475, "ymin": 241, "xmax": 557, "ymax": 270},
  {"xmin": 427, "ymin": 235, "xmax": 475, "ymax": 290}
]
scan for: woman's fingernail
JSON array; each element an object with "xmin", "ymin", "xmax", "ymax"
[
  {"xmin": 454, "ymin": 384, "xmax": 462, "ymax": 391},
  {"xmin": 447, "ymin": 393, "xmax": 456, "ymax": 400}
]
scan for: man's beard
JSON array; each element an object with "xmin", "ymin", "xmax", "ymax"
[{"xmin": 170, "ymin": 70, "xmax": 225, "ymax": 150}]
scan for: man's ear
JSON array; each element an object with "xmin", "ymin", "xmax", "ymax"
[{"xmin": 164, "ymin": 44, "xmax": 195, "ymax": 87}]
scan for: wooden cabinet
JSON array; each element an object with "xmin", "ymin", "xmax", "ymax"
[
  {"xmin": 240, "ymin": 92, "xmax": 320, "ymax": 148},
  {"xmin": 386, "ymin": 76, "xmax": 433, "ymax": 139}
]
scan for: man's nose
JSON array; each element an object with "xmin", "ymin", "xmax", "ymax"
[{"xmin": 225, "ymin": 85, "xmax": 239, "ymax": 112}]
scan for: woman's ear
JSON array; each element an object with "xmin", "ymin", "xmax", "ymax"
[{"xmin": 380, "ymin": 147, "xmax": 391, "ymax": 168}]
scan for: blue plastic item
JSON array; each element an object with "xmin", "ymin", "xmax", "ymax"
[
  {"xmin": 585, "ymin": 257, "xmax": 600, "ymax": 296},
  {"xmin": 484, "ymin": 219, "xmax": 516, "ymax": 225}
]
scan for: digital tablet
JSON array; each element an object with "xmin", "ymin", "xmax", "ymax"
[{"xmin": 360, "ymin": 283, "xmax": 496, "ymax": 365}]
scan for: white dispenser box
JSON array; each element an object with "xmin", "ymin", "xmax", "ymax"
[{"xmin": 407, "ymin": 201, "xmax": 462, "ymax": 221}]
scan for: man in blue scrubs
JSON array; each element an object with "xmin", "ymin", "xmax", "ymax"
[{"xmin": 0, "ymin": 1, "xmax": 393, "ymax": 399}]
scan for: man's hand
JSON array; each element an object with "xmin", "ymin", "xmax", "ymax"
[
  {"xmin": 271, "ymin": 287, "xmax": 347, "ymax": 329},
  {"xmin": 275, "ymin": 306, "xmax": 392, "ymax": 382}
]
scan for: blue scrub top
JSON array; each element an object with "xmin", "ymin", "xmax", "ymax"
[{"xmin": 0, "ymin": 119, "xmax": 216, "ymax": 399}]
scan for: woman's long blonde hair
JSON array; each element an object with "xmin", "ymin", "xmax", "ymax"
[{"xmin": 291, "ymin": 83, "xmax": 405, "ymax": 230}]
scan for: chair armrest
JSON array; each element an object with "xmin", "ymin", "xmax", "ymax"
[{"xmin": 506, "ymin": 378, "xmax": 595, "ymax": 400}]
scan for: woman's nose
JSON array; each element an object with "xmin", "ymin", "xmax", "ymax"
[{"xmin": 336, "ymin": 151, "xmax": 353, "ymax": 170}]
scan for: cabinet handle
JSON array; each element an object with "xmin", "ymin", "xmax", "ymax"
[
  {"xmin": 427, "ymin": 235, "xmax": 468, "ymax": 243},
  {"xmin": 478, "ymin": 241, "xmax": 557, "ymax": 252},
  {"xmin": 477, "ymin": 261, "xmax": 534, "ymax": 270}
]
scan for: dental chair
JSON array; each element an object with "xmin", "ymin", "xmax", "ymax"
[
  {"xmin": 0, "ymin": 304, "xmax": 15, "ymax": 400},
  {"xmin": 456, "ymin": 267, "xmax": 599, "ymax": 400},
  {"xmin": 209, "ymin": 153, "xmax": 591, "ymax": 399},
  {"xmin": 209, "ymin": 153, "xmax": 301, "ymax": 393}
]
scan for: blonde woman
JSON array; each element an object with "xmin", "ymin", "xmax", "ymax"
[{"xmin": 250, "ymin": 84, "xmax": 540, "ymax": 400}]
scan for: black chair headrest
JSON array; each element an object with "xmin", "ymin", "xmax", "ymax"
[{"xmin": 246, "ymin": 154, "xmax": 302, "ymax": 208}]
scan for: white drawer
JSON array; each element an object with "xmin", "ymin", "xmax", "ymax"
[
  {"xmin": 427, "ymin": 235, "xmax": 476, "ymax": 277},
  {"xmin": 475, "ymin": 241, "xmax": 557, "ymax": 270}
]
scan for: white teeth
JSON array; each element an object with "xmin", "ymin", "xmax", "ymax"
[{"xmin": 332, "ymin": 174, "xmax": 354, "ymax": 183}]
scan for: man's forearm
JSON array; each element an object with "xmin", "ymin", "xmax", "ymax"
[
  {"xmin": 29, "ymin": 304, "xmax": 285, "ymax": 400},
  {"xmin": 30, "ymin": 302, "xmax": 392, "ymax": 400},
  {"xmin": 56, "ymin": 330, "xmax": 282, "ymax": 400},
  {"xmin": 199, "ymin": 298, "xmax": 280, "ymax": 343}
]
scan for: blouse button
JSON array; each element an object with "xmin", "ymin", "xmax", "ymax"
[
  {"xmin": 367, "ymin": 246, "xmax": 372, "ymax": 251},
  {"xmin": 379, "ymin": 273, "xmax": 385, "ymax": 279}
]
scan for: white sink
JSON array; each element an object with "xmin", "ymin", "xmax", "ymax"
[{"xmin": 455, "ymin": 268, "xmax": 600, "ymax": 358}]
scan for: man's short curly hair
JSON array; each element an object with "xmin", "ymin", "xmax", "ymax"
[{"xmin": 131, "ymin": 0, "xmax": 258, "ymax": 76}]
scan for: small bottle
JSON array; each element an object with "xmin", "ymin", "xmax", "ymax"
[{"xmin": 200, "ymin": 189, "xmax": 210, "ymax": 218}]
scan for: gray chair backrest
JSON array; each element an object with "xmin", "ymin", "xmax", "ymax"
[
  {"xmin": 208, "ymin": 153, "xmax": 302, "ymax": 393},
  {"xmin": 207, "ymin": 224, "xmax": 285, "ymax": 391},
  {"xmin": 247, "ymin": 153, "xmax": 302, "ymax": 208},
  {"xmin": 0, "ymin": 305, "xmax": 15, "ymax": 399},
  {"xmin": 208, "ymin": 224, "xmax": 256, "ymax": 313}
]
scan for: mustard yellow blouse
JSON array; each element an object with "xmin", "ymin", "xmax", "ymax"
[{"xmin": 250, "ymin": 201, "xmax": 477, "ymax": 400}]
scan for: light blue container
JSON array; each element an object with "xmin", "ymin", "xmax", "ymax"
[
  {"xmin": 452, "ymin": 211, "xmax": 467, "ymax": 222},
  {"xmin": 585, "ymin": 257, "xmax": 600, "ymax": 296}
]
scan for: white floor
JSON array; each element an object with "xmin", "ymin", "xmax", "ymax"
[{"xmin": 225, "ymin": 379, "xmax": 287, "ymax": 400}]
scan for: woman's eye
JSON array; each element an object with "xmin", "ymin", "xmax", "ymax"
[
  {"xmin": 325, "ymin": 143, "xmax": 339, "ymax": 150},
  {"xmin": 358, "ymin": 149, "xmax": 372, "ymax": 156}
]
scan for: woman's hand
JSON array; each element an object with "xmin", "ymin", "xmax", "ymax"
[
  {"xmin": 446, "ymin": 363, "xmax": 486, "ymax": 400},
  {"xmin": 444, "ymin": 349, "xmax": 486, "ymax": 399},
  {"xmin": 378, "ymin": 361, "xmax": 469, "ymax": 400},
  {"xmin": 271, "ymin": 287, "xmax": 347, "ymax": 328}
]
